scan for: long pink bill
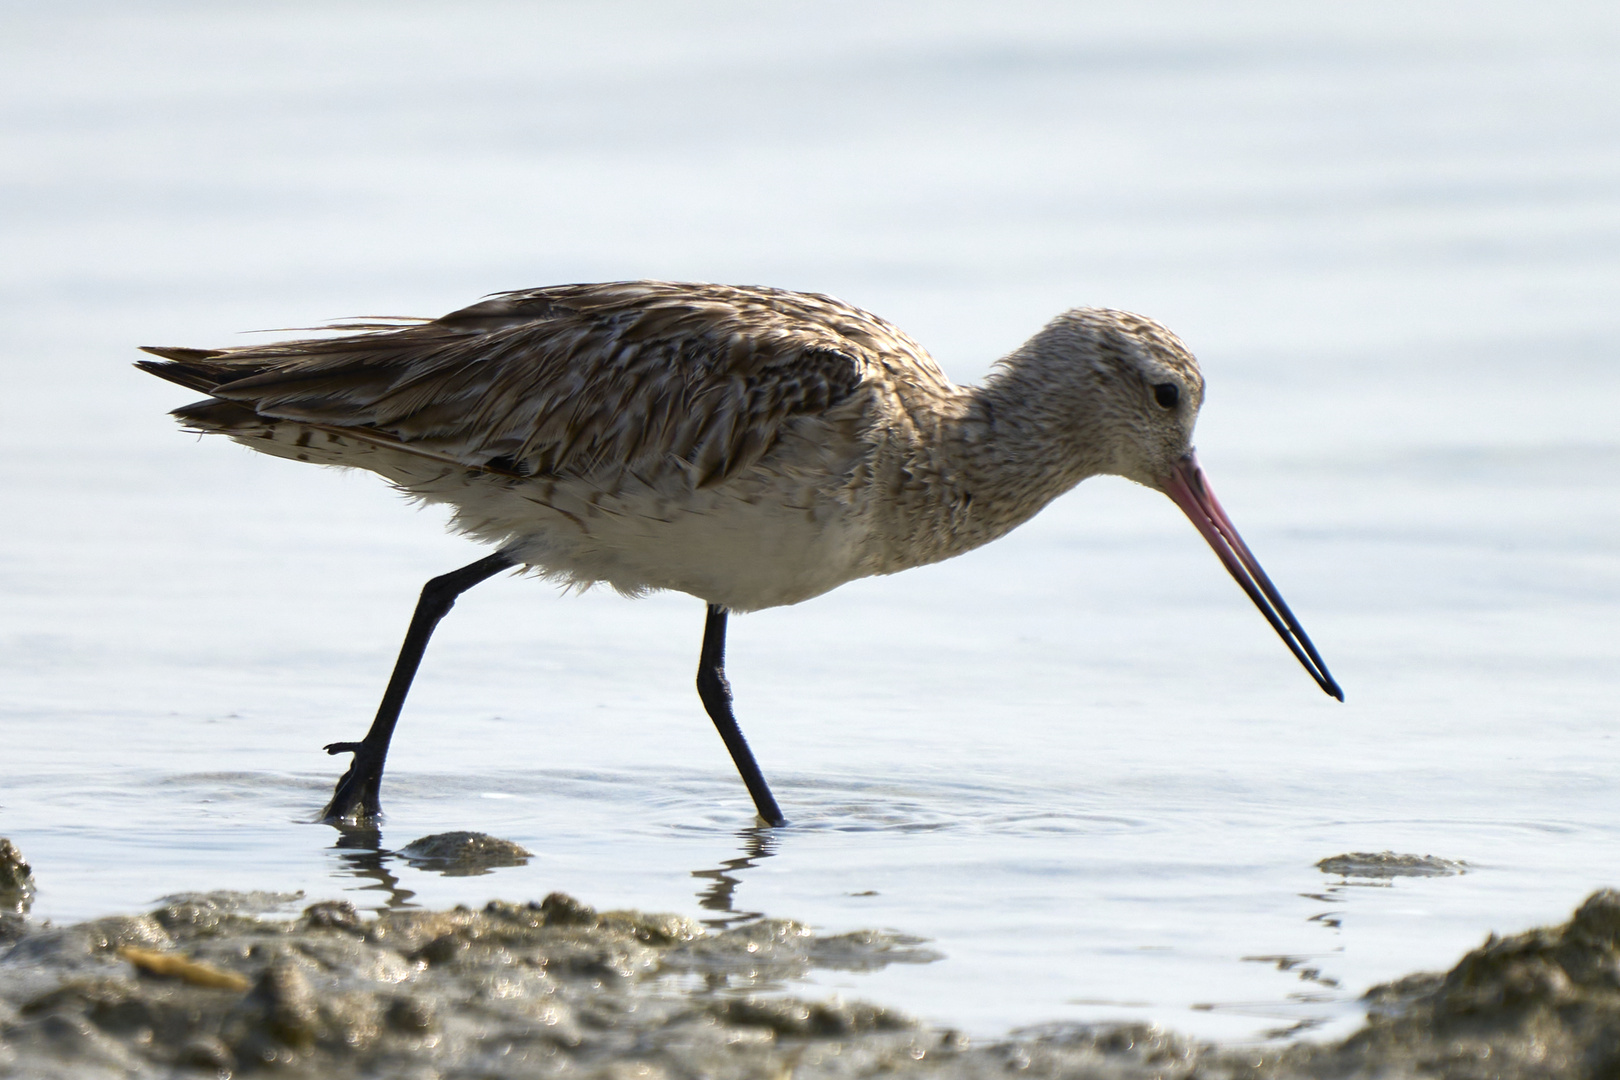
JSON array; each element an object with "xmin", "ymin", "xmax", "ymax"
[{"xmin": 1163, "ymin": 452, "xmax": 1343, "ymax": 701}]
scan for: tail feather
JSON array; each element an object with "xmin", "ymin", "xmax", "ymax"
[
  {"xmin": 138, "ymin": 345, "xmax": 224, "ymax": 364},
  {"xmin": 170, "ymin": 397, "xmax": 269, "ymax": 432},
  {"xmin": 137, "ymin": 341, "xmax": 494, "ymax": 474},
  {"xmin": 136, "ymin": 348, "xmax": 234, "ymax": 394}
]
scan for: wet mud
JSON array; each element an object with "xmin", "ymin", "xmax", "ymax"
[
  {"xmin": 1, "ymin": 836, "xmax": 1617, "ymax": 1079},
  {"xmin": 397, "ymin": 832, "xmax": 534, "ymax": 878},
  {"xmin": 1315, "ymin": 852, "xmax": 1467, "ymax": 879},
  {"xmin": 0, "ymin": 840, "xmax": 32, "ymax": 917}
]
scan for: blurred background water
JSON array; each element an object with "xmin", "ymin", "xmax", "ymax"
[{"xmin": 2, "ymin": 0, "xmax": 1617, "ymax": 1043}]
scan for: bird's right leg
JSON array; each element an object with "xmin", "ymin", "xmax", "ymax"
[
  {"xmin": 695, "ymin": 604, "xmax": 786, "ymax": 827},
  {"xmin": 321, "ymin": 551, "xmax": 516, "ymax": 823}
]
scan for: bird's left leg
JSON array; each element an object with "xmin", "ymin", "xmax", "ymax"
[
  {"xmin": 695, "ymin": 604, "xmax": 786, "ymax": 827},
  {"xmin": 321, "ymin": 551, "xmax": 516, "ymax": 823}
]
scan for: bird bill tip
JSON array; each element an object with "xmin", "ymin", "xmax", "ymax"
[{"xmin": 1163, "ymin": 453, "xmax": 1343, "ymax": 702}]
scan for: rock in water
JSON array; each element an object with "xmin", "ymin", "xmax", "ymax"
[
  {"xmin": 1, "ymin": 837, "xmax": 35, "ymax": 915},
  {"xmin": 1316, "ymin": 851, "xmax": 1467, "ymax": 878},
  {"xmin": 398, "ymin": 831, "xmax": 532, "ymax": 876}
]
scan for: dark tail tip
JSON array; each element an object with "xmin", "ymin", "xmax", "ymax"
[
  {"xmin": 136, "ymin": 348, "xmax": 230, "ymax": 394},
  {"xmin": 139, "ymin": 345, "xmax": 221, "ymax": 363}
]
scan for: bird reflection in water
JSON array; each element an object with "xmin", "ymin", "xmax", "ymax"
[
  {"xmin": 690, "ymin": 827, "xmax": 778, "ymax": 929},
  {"xmin": 323, "ymin": 823, "xmax": 777, "ymax": 921},
  {"xmin": 328, "ymin": 825, "xmax": 418, "ymax": 910}
]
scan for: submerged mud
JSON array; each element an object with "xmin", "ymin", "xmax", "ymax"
[
  {"xmin": 0, "ymin": 840, "xmax": 32, "ymax": 918},
  {"xmin": 397, "ymin": 832, "xmax": 534, "ymax": 877},
  {"xmin": 0, "ymin": 839, "xmax": 1617, "ymax": 1079},
  {"xmin": 1315, "ymin": 851, "xmax": 1467, "ymax": 879}
]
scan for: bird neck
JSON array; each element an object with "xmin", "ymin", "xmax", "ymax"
[{"xmin": 873, "ymin": 354, "xmax": 1113, "ymax": 572}]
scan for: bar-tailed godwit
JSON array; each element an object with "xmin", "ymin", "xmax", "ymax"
[{"xmin": 139, "ymin": 281, "xmax": 1341, "ymax": 826}]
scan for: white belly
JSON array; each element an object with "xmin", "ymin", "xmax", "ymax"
[
  {"xmin": 433, "ymin": 470, "xmax": 874, "ymax": 611},
  {"xmin": 233, "ymin": 420, "xmax": 879, "ymax": 612}
]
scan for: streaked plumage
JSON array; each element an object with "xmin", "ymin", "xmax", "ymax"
[{"xmin": 139, "ymin": 281, "xmax": 1339, "ymax": 826}]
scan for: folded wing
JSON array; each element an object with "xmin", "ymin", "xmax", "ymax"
[{"xmin": 138, "ymin": 281, "xmax": 949, "ymax": 487}]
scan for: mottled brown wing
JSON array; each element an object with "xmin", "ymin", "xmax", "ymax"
[{"xmin": 138, "ymin": 282, "xmax": 949, "ymax": 486}]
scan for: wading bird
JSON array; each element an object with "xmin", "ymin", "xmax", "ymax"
[{"xmin": 139, "ymin": 282, "xmax": 1341, "ymax": 827}]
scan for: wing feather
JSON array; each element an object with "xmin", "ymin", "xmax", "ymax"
[{"xmin": 139, "ymin": 282, "xmax": 952, "ymax": 487}]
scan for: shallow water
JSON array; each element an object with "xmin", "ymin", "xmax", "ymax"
[{"xmin": 3, "ymin": 0, "xmax": 1619, "ymax": 1045}]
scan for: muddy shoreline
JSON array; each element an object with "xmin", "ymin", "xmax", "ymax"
[{"xmin": 2, "ymin": 838, "xmax": 1618, "ymax": 1079}]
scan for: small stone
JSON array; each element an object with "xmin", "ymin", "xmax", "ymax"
[
  {"xmin": 1315, "ymin": 852, "xmax": 1466, "ymax": 878},
  {"xmin": 0, "ymin": 837, "xmax": 36, "ymax": 914},
  {"xmin": 399, "ymin": 831, "xmax": 531, "ymax": 876},
  {"xmin": 540, "ymin": 892, "xmax": 596, "ymax": 926},
  {"xmin": 417, "ymin": 933, "xmax": 468, "ymax": 966},
  {"xmin": 302, "ymin": 899, "xmax": 362, "ymax": 932},
  {"xmin": 387, "ymin": 996, "xmax": 437, "ymax": 1032}
]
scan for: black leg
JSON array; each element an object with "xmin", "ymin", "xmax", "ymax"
[
  {"xmin": 321, "ymin": 551, "xmax": 516, "ymax": 822},
  {"xmin": 695, "ymin": 604, "xmax": 785, "ymax": 826}
]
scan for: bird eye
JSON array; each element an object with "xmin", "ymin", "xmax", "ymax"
[{"xmin": 1153, "ymin": 383, "xmax": 1179, "ymax": 409}]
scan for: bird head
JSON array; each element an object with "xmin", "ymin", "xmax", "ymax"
[
  {"xmin": 1010, "ymin": 308, "xmax": 1342, "ymax": 701},
  {"xmin": 1011, "ymin": 308, "xmax": 1204, "ymax": 488}
]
